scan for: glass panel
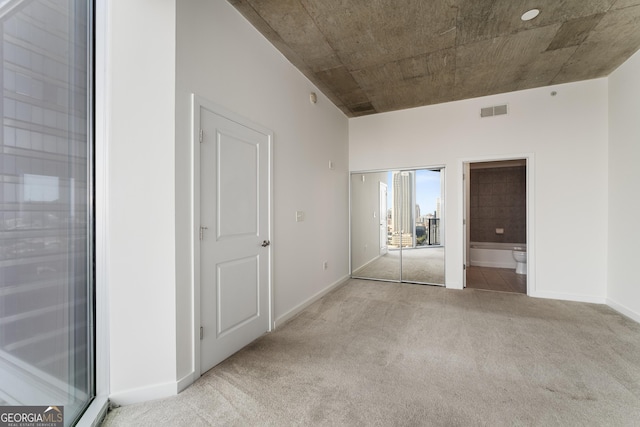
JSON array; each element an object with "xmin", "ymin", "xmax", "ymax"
[
  {"xmin": 350, "ymin": 172, "xmax": 400, "ymax": 282},
  {"xmin": 401, "ymin": 169, "xmax": 444, "ymax": 285},
  {"xmin": 0, "ymin": 0, "xmax": 93, "ymax": 425}
]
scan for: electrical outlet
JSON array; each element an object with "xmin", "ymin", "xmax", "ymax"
[{"xmin": 323, "ymin": 261, "xmax": 328, "ymax": 270}]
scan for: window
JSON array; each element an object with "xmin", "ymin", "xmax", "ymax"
[{"xmin": 0, "ymin": 0, "xmax": 94, "ymax": 425}]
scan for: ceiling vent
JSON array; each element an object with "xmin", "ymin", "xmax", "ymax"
[{"xmin": 480, "ymin": 104, "xmax": 508, "ymax": 118}]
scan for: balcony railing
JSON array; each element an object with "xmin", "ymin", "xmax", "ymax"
[
  {"xmin": 388, "ymin": 218, "xmax": 441, "ymax": 248},
  {"xmin": 425, "ymin": 218, "xmax": 441, "ymax": 246}
]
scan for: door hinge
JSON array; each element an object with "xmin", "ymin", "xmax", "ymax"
[
  {"xmin": 199, "ymin": 129, "xmax": 204, "ymax": 143},
  {"xmin": 463, "ymin": 264, "xmax": 466, "ymax": 270},
  {"xmin": 200, "ymin": 326, "xmax": 203, "ymax": 340},
  {"xmin": 199, "ymin": 226, "xmax": 208, "ymax": 240},
  {"xmin": 463, "ymin": 219, "xmax": 466, "ymax": 225}
]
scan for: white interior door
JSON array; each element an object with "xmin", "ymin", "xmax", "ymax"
[{"xmin": 198, "ymin": 103, "xmax": 271, "ymax": 375}]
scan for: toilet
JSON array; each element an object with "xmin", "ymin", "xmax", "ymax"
[{"xmin": 512, "ymin": 247, "xmax": 527, "ymax": 275}]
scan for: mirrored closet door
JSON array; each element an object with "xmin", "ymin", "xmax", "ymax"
[{"xmin": 350, "ymin": 169, "xmax": 445, "ymax": 285}]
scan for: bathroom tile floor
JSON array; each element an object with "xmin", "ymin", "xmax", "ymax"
[{"xmin": 466, "ymin": 266, "xmax": 527, "ymax": 294}]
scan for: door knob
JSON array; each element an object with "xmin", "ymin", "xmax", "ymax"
[{"xmin": 261, "ymin": 240, "xmax": 271, "ymax": 247}]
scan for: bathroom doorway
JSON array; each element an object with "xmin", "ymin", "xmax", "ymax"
[{"xmin": 463, "ymin": 158, "xmax": 529, "ymax": 294}]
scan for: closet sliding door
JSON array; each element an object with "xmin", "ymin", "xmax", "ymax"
[
  {"xmin": 400, "ymin": 169, "xmax": 444, "ymax": 285},
  {"xmin": 351, "ymin": 169, "xmax": 444, "ymax": 286},
  {"xmin": 351, "ymin": 172, "xmax": 400, "ymax": 282}
]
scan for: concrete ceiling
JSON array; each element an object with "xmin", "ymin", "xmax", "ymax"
[{"xmin": 228, "ymin": 0, "xmax": 640, "ymax": 117}]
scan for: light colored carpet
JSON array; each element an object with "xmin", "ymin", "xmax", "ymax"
[
  {"xmin": 352, "ymin": 247, "xmax": 444, "ymax": 284},
  {"xmin": 102, "ymin": 279, "xmax": 640, "ymax": 426}
]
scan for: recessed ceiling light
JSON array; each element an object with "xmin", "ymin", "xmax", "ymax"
[{"xmin": 521, "ymin": 9, "xmax": 540, "ymax": 21}]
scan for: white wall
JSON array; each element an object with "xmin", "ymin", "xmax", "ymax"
[
  {"xmin": 106, "ymin": 0, "xmax": 178, "ymax": 403},
  {"xmin": 175, "ymin": 0, "xmax": 349, "ymax": 384},
  {"xmin": 350, "ymin": 80, "xmax": 609, "ymax": 302},
  {"xmin": 607, "ymin": 49, "xmax": 640, "ymax": 322}
]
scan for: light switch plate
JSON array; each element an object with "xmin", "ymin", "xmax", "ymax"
[{"xmin": 296, "ymin": 211, "xmax": 305, "ymax": 222}]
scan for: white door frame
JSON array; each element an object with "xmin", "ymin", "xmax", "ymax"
[
  {"xmin": 460, "ymin": 153, "xmax": 535, "ymax": 296},
  {"xmin": 379, "ymin": 182, "xmax": 388, "ymax": 255},
  {"xmin": 191, "ymin": 94, "xmax": 274, "ymax": 379}
]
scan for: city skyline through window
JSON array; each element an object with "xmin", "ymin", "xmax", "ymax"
[
  {"xmin": 388, "ymin": 169, "xmax": 441, "ymax": 218},
  {"xmin": 387, "ymin": 169, "xmax": 442, "ymax": 249}
]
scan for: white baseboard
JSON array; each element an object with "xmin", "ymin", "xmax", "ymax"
[
  {"xmin": 530, "ymin": 290, "xmax": 606, "ymax": 305},
  {"xmin": 274, "ymin": 275, "xmax": 349, "ymax": 328},
  {"xmin": 607, "ymin": 298, "xmax": 640, "ymax": 324},
  {"xmin": 176, "ymin": 371, "xmax": 196, "ymax": 393},
  {"xmin": 352, "ymin": 255, "xmax": 382, "ymax": 273},
  {"xmin": 109, "ymin": 380, "xmax": 178, "ymax": 406}
]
